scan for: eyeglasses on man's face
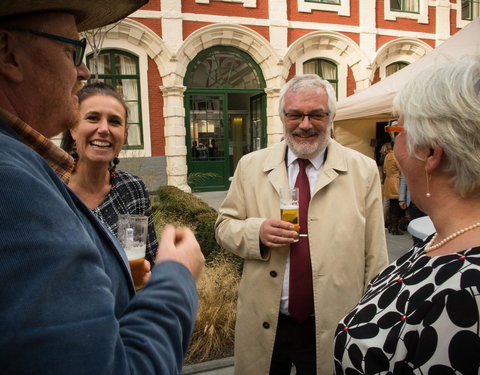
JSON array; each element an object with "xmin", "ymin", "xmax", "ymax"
[
  {"xmin": 284, "ymin": 111, "xmax": 330, "ymax": 126},
  {"xmin": 4, "ymin": 26, "xmax": 86, "ymax": 67}
]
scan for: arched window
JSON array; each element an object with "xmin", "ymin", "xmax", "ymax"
[
  {"xmin": 385, "ymin": 61, "xmax": 409, "ymax": 77},
  {"xmin": 86, "ymin": 50, "xmax": 143, "ymax": 149},
  {"xmin": 187, "ymin": 48, "xmax": 261, "ymax": 89},
  {"xmin": 303, "ymin": 58, "xmax": 338, "ymax": 98}
]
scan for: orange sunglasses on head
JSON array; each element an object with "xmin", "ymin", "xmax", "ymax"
[{"xmin": 384, "ymin": 126, "xmax": 404, "ymax": 133}]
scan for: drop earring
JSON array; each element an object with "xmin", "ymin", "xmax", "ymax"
[
  {"xmin": 70, "ymin": 142, "xmax": 78, "ymax": 173},
  {"xmin": 425, "ymin": 170, "xmax": 431, "ymax": 197},
  {"xmin": 109, "ymin": 156, "xmax": 119, "ymax": 182}
]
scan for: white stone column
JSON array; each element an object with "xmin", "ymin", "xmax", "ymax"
[
  {"xmin": 269, "ymin": 0, "xmax": 288, "ymax": 57},
  {"xmin": 359, "ymin": 0, "xmax": 377, "ymax": 62},
  {"xmin": 435, "ymin": 0, "xmax": 452, "ymax": 46},
  {"xmin": 265, "ymin": 87, "xmax": 284, "ymax": 146},
  {"xmin": 161, "ymin": 0, "xmax": 183, "ymax": 53},
  {"xmin": 160, "ymin": 85, "xmax": 191, "ymax": 193}
]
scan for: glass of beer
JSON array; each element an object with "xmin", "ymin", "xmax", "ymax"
[
  {"xmin": 279, "ymin": 187, "xmax": 299, "ymax": 242},
  {"xmin": 117, "ymin": 214, "xmax": 148, "ymax": 290}
]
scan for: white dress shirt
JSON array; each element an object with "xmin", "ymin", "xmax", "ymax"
[{"xmin": 279, "ymin": 147, "xmax": 326, "ymax": 314}]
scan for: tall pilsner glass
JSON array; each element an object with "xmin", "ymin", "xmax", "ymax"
[
  {"xmin": 279, "ymin": 187, "xmax": 300, "ymax": 242},
  {"xmin": 117, "ymin": 214, "xmax": 148, "ymax": 290}
]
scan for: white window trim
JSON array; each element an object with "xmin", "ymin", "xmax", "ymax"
[
  {"xmin": 88, "ymin": 41, "xmax": 152, "ymax": 158},
  {"xmin": 296, "ymin": 52, "xmax": 347, "ymax": 101},
  {"xmin": 195, "ymin": 0, "xmax": 257, "ymax": 7},
  {"xmin": 384, "ymin": 0, "xmax": 429, "ymax": 24},
  {"xmin": 298, "ymin": 0, "xmax": 350, "ymax": 16}
]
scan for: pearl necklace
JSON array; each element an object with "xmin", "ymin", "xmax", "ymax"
[{"xmin": 425, "ymin": 221, "xmax": 480, "ymax": 253}]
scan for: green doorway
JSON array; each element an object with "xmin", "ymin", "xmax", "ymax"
[{"xmin": 185, "ymin": 46, "xmax": 266, "ymax": 191}]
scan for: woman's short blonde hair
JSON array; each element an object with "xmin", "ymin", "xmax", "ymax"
[
  {"xmin": 380, "ymin": 142, "xmax": 392, "ymax": 155},
  {"xmin": 393, "ymin": 56, "xmax": 480, "ymax": 197}
]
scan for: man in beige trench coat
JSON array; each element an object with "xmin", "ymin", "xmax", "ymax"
[{"xmin": 215, "ymin": 75, "xmax": 389, "ymax": 374}]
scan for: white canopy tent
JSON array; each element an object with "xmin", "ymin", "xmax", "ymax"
[{"xmin": 334, "ymin": 18, "xmax": 480, "ymax": 158}]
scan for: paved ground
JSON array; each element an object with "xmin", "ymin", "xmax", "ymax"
[{"xmin": 184, "ymin": 191, "xmax": 414, "ymax": 374}]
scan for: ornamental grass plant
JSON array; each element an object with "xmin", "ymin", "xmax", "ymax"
[
  {"xmin": 184, "ymin": 256, "xmax": 239, "ymax": 363},
  {"xmin": 152, "ymin": 186, "xmax": 241, "ymax": 363}
]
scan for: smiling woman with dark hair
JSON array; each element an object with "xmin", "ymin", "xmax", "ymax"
[
  {"xmin": 61, "ymin": 82, "xmax": 158, "ymax": 267},
  {"xmin": 334, "ymin": 56, "xmax": 480, "ymax": 374}
]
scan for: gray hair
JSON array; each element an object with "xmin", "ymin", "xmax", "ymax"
[
  {"xmin": 393, "ymin": 56, "xmax": 480, "ymax": 197},
  {"xmin": 278, "ymin": 74, "xmax": 337, "ymax": 123}
]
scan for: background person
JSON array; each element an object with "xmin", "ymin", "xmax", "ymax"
[
  {"xmin": 208, "ymin": 138, "xmax": 217, "ymax": 159},
  {"xmin": 334, "ymin": 56, "xmax": 480, "ymax": 374},
  {"xmin": 382, "ymin": 141, "xmax": 404, "ymax": 235},
  {"xmin": 61, "ymin": 82, "xmax": 158, "ymax": 266},
  {"xmin": 0, "ymin": 2, "xmax": 204, "ymax": 373},
  {"xmin": 215, "ymin": 74, "xmax": 388, "ymax": 374}
]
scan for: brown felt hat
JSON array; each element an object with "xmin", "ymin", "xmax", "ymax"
[{"xmin": 0, "ymin": 0, "xmax": 148, "ymax": 31}]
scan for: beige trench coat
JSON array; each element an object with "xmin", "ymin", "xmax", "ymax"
[
  {"xmin": 215, "ymin": 139, "xmax": 389, "ymax": 374},
  {"xmin": 383, "ymin": 151, "xmax": 402, "ymax": 199}
]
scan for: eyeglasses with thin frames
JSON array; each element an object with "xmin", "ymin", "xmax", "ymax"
[
  {"xmin": 4, "ymin": 26, "xmax": 86, "ymax": 67},
  {"xmin": 284, "ymin": 111, "xmax": 330, "ymax": 125}
]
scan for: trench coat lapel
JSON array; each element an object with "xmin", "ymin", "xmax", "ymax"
[
  {"xmin": 312, "ymin": 139, "xmax": 348, "ymax": 198},
  {"xmin": 264, "ymin": 141, "xmax": 289, "ymax": 194},
  {"xmin": 261, "ymin": 140, "xmax": 348, "ymax": 199}
]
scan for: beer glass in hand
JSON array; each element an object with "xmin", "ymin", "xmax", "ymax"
[
  {"xmin": 117, "ymin": 215, "xmax": 148, "ymax": 290},
  {"xmin": 279, "ymin": 187, "xmax": 299, "ymax": 242}
]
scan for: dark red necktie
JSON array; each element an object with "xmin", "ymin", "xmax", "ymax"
[{"xmin": 288, "ymin": 158, "xmax": 314, "ymax": 323}]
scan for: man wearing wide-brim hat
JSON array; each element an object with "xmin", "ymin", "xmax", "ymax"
[{"xmin": 0, "ymin": 2, "xmax": 204, "ymax": 373}]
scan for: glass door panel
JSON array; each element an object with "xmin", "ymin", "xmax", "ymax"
[
  {"xmin": 250, "ymin": 94, "xmax": 264, "ymax": 152},
  {"xmin": 190, "ymin": 96, "xmax": 225, "ymax": 161},
  {"xmin": 228, "ymin": 114, "xmax": 247, "ymax": 177},
  {"xmin": 187, "ymin": 94, "xmax": 229, "ymax": 191}
]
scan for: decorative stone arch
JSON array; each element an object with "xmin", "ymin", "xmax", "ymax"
[
  {"xmin": 372, "ymin": 38, "xmax": 432, "ymax": 81},
  {"xmin": 103, "ymin": 19, "xmax": 173, "ymax": 78},
  {"xmin": 284, "ymin": 31, "xmax": 372, "ymax": 100},
  {"xmin": 174, "ymin": 24, "xmax": 282, "ymax": 89},
  {"xmin": 98, "ymin": 20, "xmax": 190, "ymax": 190},
  {"xmin": 87, "ymin": 19, "xmax": 173, "ymax": 162},
  {"xmin": 163, "ymin": 24, "xmax": 286, "ymax": 190}
]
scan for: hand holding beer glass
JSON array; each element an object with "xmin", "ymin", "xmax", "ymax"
[
  {"xmin": 280, "ymin": 187, "xmax": 300, "ymax": 242},
  {"xmin": 117, "ymin": 215, "xmax": 148, "ymax": 290}
]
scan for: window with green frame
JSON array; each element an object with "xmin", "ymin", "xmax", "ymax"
[
  {"xmin": 86, "ymin": 50, "xmax": 143, "ymax": 149},
  {"xmin": 390, "ymin": 0, "xmax": 419, "ymax": 13},
  {"xmin": 461, "ymin": 0, "xmax": 480, "ymax": 20},
  {"xmin": 386, "ymin": 61, "xmax": 409, "ymax": 77},
  {"xmin": 305, "ymin": 0, "xmax": 340, "ymax": 4},
  {"xmin": 303, "ymin": 58, "xmax": 338, "ymax": 99}
]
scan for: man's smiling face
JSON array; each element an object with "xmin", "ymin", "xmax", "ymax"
[{"xmin": 283, "ymin": 86, "xmax": 332, "ymax": 159}]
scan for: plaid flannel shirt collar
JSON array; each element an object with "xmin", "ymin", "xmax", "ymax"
[{"xmin": 0, "ymin": 108, "xmax": 73, "ymax": 183}]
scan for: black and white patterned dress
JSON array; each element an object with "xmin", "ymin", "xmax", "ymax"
[
  {"xmin": 92, "ymin": 170, "xmax": 158, "ymax": 265},
  {"xmin": 334, "ymin": 238, "xmax": 480, "ymax": 374}
]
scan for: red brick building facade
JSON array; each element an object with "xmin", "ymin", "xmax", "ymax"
[{"xmin": 83, "ymin": 0, "xmax": 476, "ymax": 191}]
